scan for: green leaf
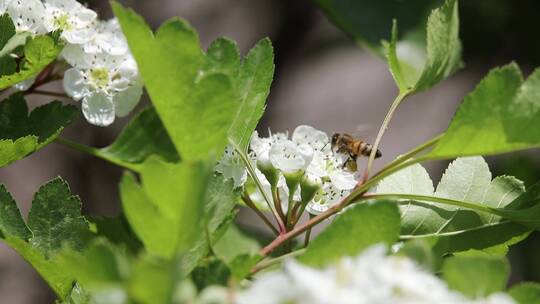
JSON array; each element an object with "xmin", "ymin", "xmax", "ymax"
[
  {"xmin": 376, "ymin": 157, "xmax": 531, "ymax": 254},
  {"xmin": 89, "ymin": 215, "xmax": 142, "ymax": 253},
  {"xmin": 180, "ymin": 174, "xmax": 240, "ymax": 274},
  {"xmin": 5, "ymin": 237, "xmax": 74, "ymax": 298},
  {"xmin": 204, "ymin": 37, "xmax": 240, "ymax": 77},
  {"xmin": 113, "ymin": 3, "xmax": 238, "ymax": 161},
  {"xmin": 0, "ymin": 13, "xmax": 15, "ymax": 50},
  {"xmin": 27, "ymin": 178, "xmax": 91, "ymax": 255},
  {"xmin": 0, "ymin": 93, "xmax": 78, "ymax": 168},
  {"xmin": 316, "ymin": 0, "xmax": 461, "ymax": 93},
  {"xmin": 0, "ymin": 34, "xmax": 63, "ymax": 89},
  {"xmin": 214, "ymin": 224, "xmax": 260, "ymax": 263},
  {"xmin": 509, "ymin": 282, "xmax": 540, "ymax": 304},
  {"xmin": 442, "ymin": 254, "xmax": 509, "ymax": 298},
  {"xmin": 129, "ymin": 256, "xmax": 175, "ymax": 304},
  {"xmin": 491, "ymin": 181, "xmax": 540, "ymax": 230},
  {"xmin": 0, "ymin": 184, "xmax": 31, "ymax": 239},
  {"xmin": 191, "ymin": 257, "xmax": 231, "ymax": 290},
  {"xmin": 315, "ymin": 0, "xmax": 437, "ymax": 54},
  {"xmin": 299, "ymin": 200, "xmax": 400, "ymax": 267},
  {"xmin": 386, "ymin": 0, "xmax": 462, "ymax": 93},
  {"xmin": 0, "ymin": 178, "xmax": 93, "ymax": 299},
  {"xmin": 228, "ymin": 38, "xmax": 274, "ymax": 151},
  {"xmin": 99, "ymin": 107, "xmax": 179, "ymax": 165},
  {"xmin": 120, "ymin": 158, "xmax": 212, "ymax": 258},
  {"xmin": 429, "ymin": 63, "xmax": 540, "ymax": 158},
  {"xmin": 59, "ymin": 239, "xmax": 130, "ymax": 299}
]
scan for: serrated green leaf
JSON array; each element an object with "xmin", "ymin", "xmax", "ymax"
[
  {"xmin": 412, "ymin": 0, "xmax": 462, "ymax": 92},
  {"xmin": 228, "ymin": 38, "xmax": 274, "ymax": 151},
  {"xmin": 491, "ymin": 180, "xmax": 540, "ymax": 230},
  {"xmin": 0, "ymin": 93, "xmax": 78, "ymax": 168},
  {"xmin": 509, "ymin": 282, "xmax": 540, "ymax": 304},
  {"xmin": 429, "ymin": 63, "xmax": 540, "ymax": 158},
  {"xmin": 120, "ymin": 157, "xmax": 212, "ymax": 259},
  {"xmin": 204, "ymin": 37, "xmax": 240, "ymax": 76},
  {"xmin": 442, "ymin": 255, "xmax": 509, "ymax": 298},
  {"xmin": 0, "ymin": 179, "xmax": 93, "ymax": 299},
  {"xmin": 386, "ymin": 0, "xmax": 462, "ymax": 92},
  {"xmin": 299, "ymin": 201, "xmax": 400, "ymax": 267},
  {"xmin": 0, "ymin": 34, "xmax": 63, "ymax": 89},
  {"xmin": 27, "ymin": 178, "xmax": 92, "ymax": 256},
  {"xmin": 99, "ymin": 107, "xmax": 179, "ymax": 164},
  {"xmin": 376, "ymin": 157, "xmax": 531, "ymax": 254},
  {"xmin": 0, "ymin": 184, "xmax": 31, "ymax": 239},
  {"xmin": 113, "ymin": 3, "xmax": 239, "ymax": 161},
  {"xmin": 316, "ymin": 0, "xmax": 461, "ymax": 93}
]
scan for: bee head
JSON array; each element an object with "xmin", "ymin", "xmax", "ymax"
[{"xmin": 331, "ymin": 133, "xmax": 340, "ymax": 147}]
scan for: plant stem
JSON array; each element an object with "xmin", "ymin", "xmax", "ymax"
[
  {"xmin": 241, "ymin": 193, "xmax": 279, "ymax": 236},
  {"xmin": 250, "ymin": 248, "xmax": 306, "ymax": 275},
  {"xmin": 260, "ymin": 203, "xmax": 341, "ymax": 256},
  {"xmin": 399, "ymin": 221, "xmax": 513, "ymax": 240},
  {"xmin": 371, "ymin": 134, "xmax": 443, "ymax": 179},
  {"xmin": 234, "ymin": 145, "xmax": 285, "ymax": 232},
  {"xmin": 55, "ymin": 137, "xmax": 140, "ymax": 172},
  {"xmin": 364, "ymin": 193, "xmax": 494, "ymax": 214},
  {"xmin": 365, "ymin": 91, "xmax": 411, "ymax": 180}
]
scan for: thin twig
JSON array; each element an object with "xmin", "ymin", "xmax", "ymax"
[
  {"xmin": 250, "ymin": 248, "xmax": 306, "ymax": 275},
  {"xmin": 364, "ymin": 91, "xmax": 410, "ymax": 180},
  {"xmin": 242, "ymin": 193, "xmax": 279, "ymax": 236}
]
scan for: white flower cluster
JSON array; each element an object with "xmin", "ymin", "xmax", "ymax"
[
  {"xmin": 236, "ymin": 245, "xmax": 516, "ymax": 304},
  {"xmin": 216, "ymin": 125, "xmax": 357, "ymax": 215},
  {"xmin": 2, "ymin": 0, "xmax": 142, "ymax": 126}
]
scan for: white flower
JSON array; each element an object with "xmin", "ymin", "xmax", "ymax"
[
  {"xmin": 235, "ymin": 245, "xmax": 516, "ymax": 304},
  {"xmin": 216, "ymin": 145, "xmax": 247, "ymax": 188},
  {"xmin": 6, "ymin": 0, "xmax": 47, "ymax": 34},
  {"xmin": 250, "ymin": 130, "xmax": 288, "ymax": 161},
  {"xmin": 63, "ymin": 53, "xmax": 142, "ymax": 126},
  {"xmin": 306, "ymin": 152, "xmax": 357, "ymax": 215},
  {"xmin": 82, "ymin": 18, "xmax": 128, "ymax": 56},
  {"xmin": 292, "ymin": 125, "xmax": 330, "ymax": 153},
  {"xmin": 43, "ymin": 0, "xmax": 97, "ymax": 44},
  {"xmin": 0, "ymin": 0, "xmax": 11, "ymax": 14},
  {"xmin": 269, "ymin": 140, "xmax": 313, "ymax": 174}
]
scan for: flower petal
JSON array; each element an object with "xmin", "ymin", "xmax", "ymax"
[{"xmin": 82, "ymin": 93, "xmax": 115, "ymax": 126}]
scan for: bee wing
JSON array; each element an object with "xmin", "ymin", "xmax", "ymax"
[{"xmin": 352, "ymin": 124, "xmax": 372, "ymax": 137}]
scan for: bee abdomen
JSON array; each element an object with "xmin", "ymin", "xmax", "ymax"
[{"xmin": 359, "ymin": 142, "xmax": 382, "ymax": 158}]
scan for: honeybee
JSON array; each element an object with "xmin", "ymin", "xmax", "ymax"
[{"xmin": 331, "ymin": 133, "xmax": 382, "ymax": 172}]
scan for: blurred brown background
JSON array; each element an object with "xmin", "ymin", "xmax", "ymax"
[{"xmin": 1, "ymin": 0, "xmax": 540, "ymax": 302}]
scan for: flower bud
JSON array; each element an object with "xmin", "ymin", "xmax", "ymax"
[
  {"xmin": 300, "ymin": 174, "xmax": 321, "ymax": 204},
  {"xmin": 257, "ymin": 154, "xmax": 280, "ymax": 189},
  {"xmin": 283, "ymin": 170, "xmax": 305, "ymax": 199}
]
